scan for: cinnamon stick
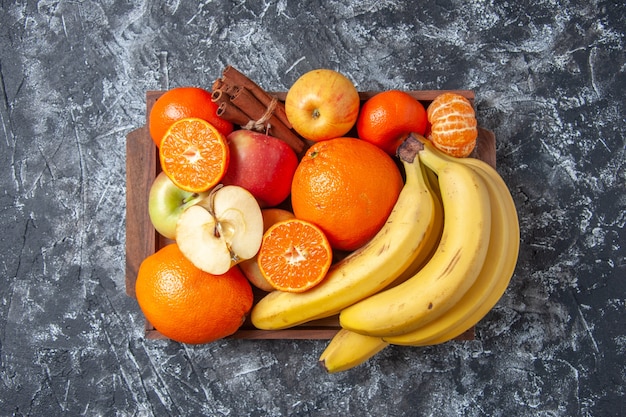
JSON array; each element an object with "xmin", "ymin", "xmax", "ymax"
[
  {"xmin": 220, "ymin": 66, "xmax": 292, "ymax": 129},
  {"xmin": 229, "ymin": 87, "xmax": 305, "ymax": 154},
  {"xmin": 212, "ymin": 67, "xmax": 308, "ymax": 155},
  {"xmin": 212, "ymin": 77, "xmax": 239, "ymax": 98},
  {"xmin": 213, "ymin": 90, "xmax": 251, "ymax": 126}
]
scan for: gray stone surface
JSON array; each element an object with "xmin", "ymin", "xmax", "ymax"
[{"xmin": 1, "ymin": 1, "xmax": 624, "ymax": 416}]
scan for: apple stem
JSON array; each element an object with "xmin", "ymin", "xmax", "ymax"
[
  {"xmin": 206, "ymin": 184, "xmax": 224, "ymax": 214},
  {"xmin": 182, "ymin": 193, "xmax": 200, "ymax": 205},
  {"xmin": 205, "ymin": 184, "xmax": 225, "ymax": 238}
]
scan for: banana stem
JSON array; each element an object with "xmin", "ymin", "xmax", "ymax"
[
  {"xmin": 396, "ymin": 133, "xmax": 425, "ymax": 163},
  {"xmin": 405, "ymin": 133, "xmax": 448, "ymax": 174}
]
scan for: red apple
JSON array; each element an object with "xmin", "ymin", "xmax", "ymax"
[
  {"xmin": 285, "ymin": 69, "xmax": 360, "ymax": 142},
  {"xmin": 221, "ymin": 130, "xmax": 299, "ymax": 208}
]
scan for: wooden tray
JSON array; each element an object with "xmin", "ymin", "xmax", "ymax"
[{"xmin": 125, "ymin": 90, "xmax": 496, "ymax": 340}]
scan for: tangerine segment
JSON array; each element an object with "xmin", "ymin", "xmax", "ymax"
[
  {"xmin": 258, "ymin": 219, "xmax": 332, "ymax": 293},
  {"xmin": 159, "ymin": 117, "xmax": 229, "ymax": 193},
  {"xmin": 427, "ymin": 93, "xmax": 478, "ymax": 158}
]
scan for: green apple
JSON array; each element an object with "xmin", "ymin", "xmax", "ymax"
[
  {"xmin": 176, "ymin": 185, "xmax": 264, "ymax": 275},
  {"xmin": 148, "ymin": 172, "xmax": 211, "ymax": 239}
]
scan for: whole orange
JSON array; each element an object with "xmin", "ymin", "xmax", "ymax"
[
  {"xmin": 356, "ymin": 90, "xmax": 427, "ymax": 155},
  {"xmin": 135, "ymin": 243, "xmax": 253, "ymax": 344},
  {"xmin": 291, "ymin": 137, "xmax": 403, "ymax": 251},
  {"xmin": 149, "ymin": 86, "xmax": 234, "ymax": 147}
]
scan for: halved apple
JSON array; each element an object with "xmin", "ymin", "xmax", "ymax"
[{"xmin": 176, "ymin": 185, "xmax": 264, "ymax": 275}]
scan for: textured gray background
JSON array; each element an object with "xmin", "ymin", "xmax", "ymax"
[{"xmin": 1, "ymin": 1, "xmax": 625, "ymax": 416}]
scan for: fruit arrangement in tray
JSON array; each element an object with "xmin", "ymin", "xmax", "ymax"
[{"xmin": 125, "ymin": 66, "xmax": 519, "ymax": 373}]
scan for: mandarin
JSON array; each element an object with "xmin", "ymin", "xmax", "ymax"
[
  {"xmin": 291, "ymin": 137, "xmax": 403, "ymax": 252},
  {"xmin": 356, "ymin": 90, "xmax": 427, "ymax": 155},
  {"xmin": 159, "ymin": 117, "xmax": 229, "ymax": 193},
  {"xmin": 135, "ymin": 243, "xmax": 253, "ymax": 344},
  {"xmin": 149, "ymin": 86, "xmax": 233, "ymax": 147},
  {"xmin": 426, "ymin": 93, "xmax": 478, "ymax": 157},
  {"xmin": 239, "ymin": 208, "xmax": 296, "ymax": 292},
  {"xmin": 258, "ymin": 219, "xmax": 333, "ymax": 293}
]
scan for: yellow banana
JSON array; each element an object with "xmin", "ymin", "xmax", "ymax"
[
  {"xmin": 339, "ymin": 135, "xmax": 492, "ymax": 337},
  {"xmin": 423, "ymin": 161, "xmax": 442, "ymax": 201},
  {"xmin": 319, "ymin": 329, "xmax": 388, "ymax": 373},
  {"xmin": 390, "ymin": 163, "xmax": 444, "ymax": 285},
  {"xmin": 384, "ymin": 141, "xmax": 519, "ymax": 345},
  {"xmin": 408, "ymin": 147, "xmax": 520, "ymax": 345},
  {"xmin": 318, "ymin": 162, "xmax": 445, "ymax": 373},
  {"xmin": 251, "ymin": 143, "xmax": 436, "ymax": 330}
]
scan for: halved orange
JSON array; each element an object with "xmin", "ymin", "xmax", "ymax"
[
  {"xmin": 159, "ymin": 117, "xmax": 229, "ymax": 193},
  {"xmin": 257, "ymin": 219, "xmax": 333, "ymax": 293}
]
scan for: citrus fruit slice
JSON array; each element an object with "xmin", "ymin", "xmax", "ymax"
[
  {"xmin": 258, "ymin": 219, "xmax": 333, "ymax": 293},
  {"xmin": 159, "ymin": 117, "xmax": 229, "ymax": 193}
]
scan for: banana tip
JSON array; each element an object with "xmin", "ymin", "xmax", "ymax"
[{"xmin": 319, "ymin": 359, "xmax": 334, "ymax": 374}]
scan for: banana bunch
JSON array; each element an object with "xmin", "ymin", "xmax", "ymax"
[{"xmin": 251, "ymin": 134, "xmax": 520, "ymax": 374}]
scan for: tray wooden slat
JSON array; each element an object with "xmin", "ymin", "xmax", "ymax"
[{"xmin": 126, "ymin": 90, "xmax": 494, "ymax": 341}]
